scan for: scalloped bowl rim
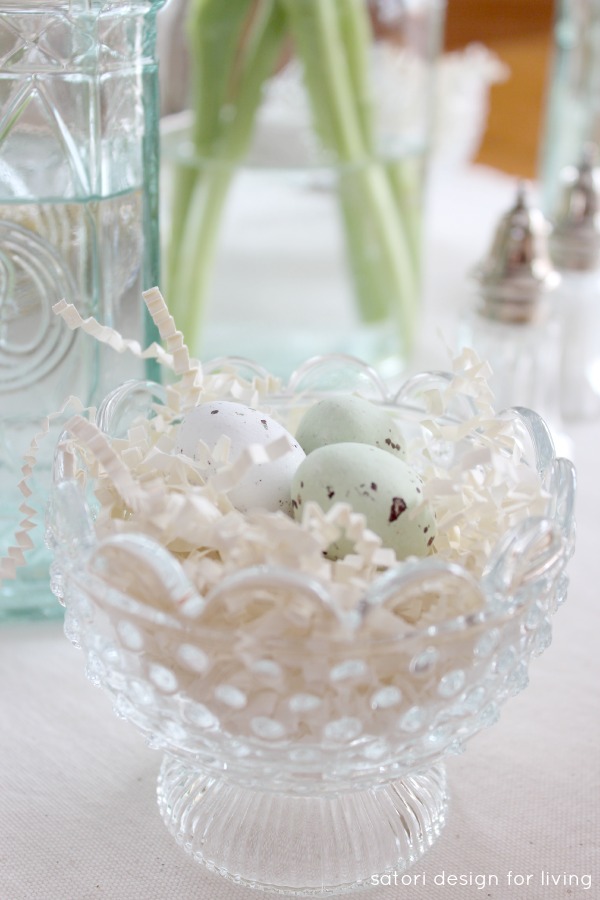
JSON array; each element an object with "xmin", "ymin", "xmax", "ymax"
[{"xmin": 51, "ymin": 354, "xmax": 575, "ymax": 650}]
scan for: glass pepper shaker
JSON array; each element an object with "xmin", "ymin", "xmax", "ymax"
[
  {"xmin": 458, "ymin": 183, "xmax": 563, "ymax": 434},
  {"xmin": 0, "ymin": 1, "xmax": 166, "ymax": 620},
  {"xmin": 550, "ymin": 146, "xmax": 600, "ymax": 421}
]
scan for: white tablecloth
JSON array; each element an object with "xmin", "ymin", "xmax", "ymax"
[{"xmin": 1, "ymin": 166, "xmax": 599, "ymax": 900}]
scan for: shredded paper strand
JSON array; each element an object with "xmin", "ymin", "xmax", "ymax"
[{"xmin": 4, "ymin": 290, "xmax": 551, "ymax": 647}]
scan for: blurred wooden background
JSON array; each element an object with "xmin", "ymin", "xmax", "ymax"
[{"xmin": 444, "ymin": 0, "xmax": 555, "ymax": 178}]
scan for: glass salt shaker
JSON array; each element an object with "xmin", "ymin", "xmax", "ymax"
[
  {"xmin": 458, "ymin": 184, "xmax": 563, "ymax": 434},
  {"xmin": 0, "ymin": 1, "xmax": 166, "ymax": 620},
  {"xmin": 550, "ymin": 147, "xmax": 600, "ymax": 421}
]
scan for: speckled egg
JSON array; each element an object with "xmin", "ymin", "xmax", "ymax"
[
  {"xmin": 295, "ymin": 395, "xmax": 406, "ymax": 459},
  {"xmin": 291, "ymin": 442, "xmax": 436, "ymax": 560},
  {"xmin": 175, "ymin": 400, "xmax": 305, "ymax": 514}
]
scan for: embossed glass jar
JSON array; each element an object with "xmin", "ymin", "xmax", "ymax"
[
  {"xmin": 47, "ymin": 356, "xmax": 576, "ymax": 894},
  {"xmin": 0, "ymin": 0, "xmax": 165, "ymax": 619}
]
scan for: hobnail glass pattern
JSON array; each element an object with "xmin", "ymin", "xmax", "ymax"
[{"xmin": 47, "ymin": 355, "xmax": 576, "ymax": 895}]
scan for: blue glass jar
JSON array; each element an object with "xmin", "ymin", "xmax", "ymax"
[
  {"xmin": 539, "ymin": 0, "xmax": 600, "ymax": 212},
  {"xmin": 0, "ymin": 1, "xmax": 165, "ymax": 620}
]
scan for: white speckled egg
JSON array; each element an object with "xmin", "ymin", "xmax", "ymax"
[
  {"xmin": 295, "ymin": 396, "xmax": 406, "ymax": 459},
  {"xmin": 291, "ymin": 442, "xmax": 435, "ymax": 560},
  {"xmin": 175, "ymin": 401, "xmax": 305, "ymax": 514}
]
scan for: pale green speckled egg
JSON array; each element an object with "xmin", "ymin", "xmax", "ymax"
[
  {"xmin": 291, "ymin": 442, "xmax": 436, "ymax": 560},
  {"xmin": 295, "ymin": 396, "xmax": 406, "ymax": 459}
]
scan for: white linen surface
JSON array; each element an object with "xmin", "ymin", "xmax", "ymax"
[{"xmin": 1, "ymin": 165, "xmax": 598, "ymax": 900}]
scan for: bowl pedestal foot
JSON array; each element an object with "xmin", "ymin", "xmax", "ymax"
[{"xmin": 157, "ymin": 755, "xmax": 448, "ymax": 895}]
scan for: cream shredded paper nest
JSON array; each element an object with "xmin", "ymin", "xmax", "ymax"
[{"xmin": 0, "ymin": 289, "xmax": 549, "ymax": 637}]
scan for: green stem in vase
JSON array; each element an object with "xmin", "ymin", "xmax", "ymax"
[
  {"xmin": 337, "ymin": 161, "xmax": 418, "ymax": 329},
  {"xmin": 168, "ymin": 164, "xmax": 233, "ymax": 352},
  {"xmin": 169, "ymin": 0, "xmax": 425, "ymax": 358},
  {"xmin": 167, "ymin": 0, "xmax": 287, "ymax": 347},
  {"xmin": 326, "ymin": 0, "xmax": 374, "ymax": 148},
  {"xmin": 333, "ymin": 0, "xmax": 422, "ymax": 299},
  {"xmin": 282, "ymin": 0, "xmax": 420, "ymax": 348},
  {"xmin": 386, "ymin": 154, "xmax": 424, "ymax": 281},
  {"xmin": 166, "ymin": 0, "xmax": 253, "ymax": 304}
]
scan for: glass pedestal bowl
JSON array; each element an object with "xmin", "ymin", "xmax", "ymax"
[{"xmin": 47, "ymin": 355, "xmax": 576, "ymax": 896}]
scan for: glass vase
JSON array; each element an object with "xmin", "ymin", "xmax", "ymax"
[
  {"xmin": 0, "ymin": 0, "xmax": 166, "ymax": 621},
  {"xmin": 160, "ymin": 0, "xmax": 446, "ymax": 378},
  {"xmin": 539, "ymin": 0, "xmax": 600, "ymax": 212}
]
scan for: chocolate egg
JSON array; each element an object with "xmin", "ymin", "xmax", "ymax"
[{"xmin": 291, "ymin": 442, "xmax": 435, "ymax": 559}]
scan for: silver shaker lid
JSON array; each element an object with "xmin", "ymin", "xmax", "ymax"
[
  {"xmin": 473, "ymin": 182, "xmax": 560, "ymax": 323},
  {"xmin": 550, "ymin": 144, "xmax": 600, "ymax": 270}
]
